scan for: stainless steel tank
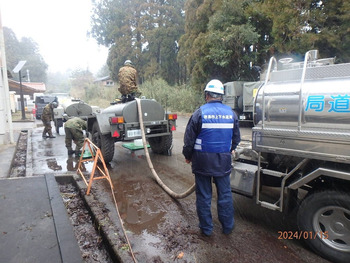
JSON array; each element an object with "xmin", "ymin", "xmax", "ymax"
[
  {"xmin": 253, "ymin": 59, "xmax": 350, "ymax": 163},
  {"xmin": 254, "ymin": 77, "xmax": 350, "ymax": 130}
]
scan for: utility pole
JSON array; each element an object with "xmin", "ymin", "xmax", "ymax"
[{"xmin": 0, "ymin": 8, "xmax": 14, "ymax": 144}]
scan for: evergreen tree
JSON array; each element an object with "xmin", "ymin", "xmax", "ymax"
[
  {"xmin": 3, "ymin": 27, "xmax": 21, "ymax": 74},
  {"xmin": 4, "ymin": 27, "xmax": 48, "ymax": 82},
  {"xmin": 178, "ymin": 0, "xmax": 260, "ymax": 90},
  {"xmin": 90, "ymin": 0, "xmax": 185, "ymax": 85},
  {"xmin": 307, "ymin": 0, "xmax": 350, "ymax": 61},
  {"xmin": 256, "ymin": 0, "xmax": 350, "ymax": 61},
  {"xmin": 20, "ymin": 37, "xmax": 48, "ymax": 82}
]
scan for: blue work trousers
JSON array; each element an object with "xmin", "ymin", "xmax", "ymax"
[{"xmin": 195, "ymin": 174, "xmax": 234, "ymax": 235}]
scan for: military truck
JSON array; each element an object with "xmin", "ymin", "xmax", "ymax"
[
  {"xmin": 53, "ymin": 99, "xmax": 100, "ymax": 134},
  {"xmin": 231, "ymin": 50, "xmax": 350, "ymax": 263},
  {"xmin": 223, "ymin": 81, "xmax": 262, "ymax": 125},
  {"xmin": 86, "ymin": 99, "xmax": 177, "ymax": 163}
]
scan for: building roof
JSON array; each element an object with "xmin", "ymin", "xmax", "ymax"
[
  {"xmin": 23, "ymin": 82, "xmax": 46, "ymax": 92},
  {"xmin": 94, "ymin": 75, "xmax": 111, "ymax": 82},
  {"xmin": 8, "ymin": 79, "xmax": 46, "ymax": 95}
]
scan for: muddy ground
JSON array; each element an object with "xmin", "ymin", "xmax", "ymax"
[{"xmin": 10, "ymin": 117, "xmax": 331, "ymax": 263}]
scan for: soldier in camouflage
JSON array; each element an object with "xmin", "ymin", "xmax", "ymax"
[
  {"xmin": 64, "ymin": 117, "xmax": 88, "ymax": 156},
  {"xmin": 41, "ymin": 101, "xmax": 58, "ymax": 138},
  {"xmin": 118, "ymin": 60, "xmax": 140, "ymax": 102}
]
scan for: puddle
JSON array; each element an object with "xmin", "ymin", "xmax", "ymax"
[
  {"xmin": 46, "ymin": 158, "xmax": 63, "ymax": 171},
  {"xmin": 114, "ymin": 179, "xmax": 166, "ymax": 234}
]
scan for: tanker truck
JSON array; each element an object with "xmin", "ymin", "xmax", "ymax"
[
  {"xmin": 86, "ymin": 99, "xmax": 177, "ymax": 163},
  {"xmin": 231, "ymin": 50, "xmax": 350, "ymax": 263},
  {"xmin": 53, "ymin": 99, "xmax": 100, "ymax": 134}
]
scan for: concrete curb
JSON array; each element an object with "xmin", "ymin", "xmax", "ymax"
[
  {"xmin": 6, "ymin": 132, "xmax": 20, "ymax": 178},
  {"xmin": 26, "ymin": 129, "xmax": 33, "ymax": 177},
  {"xmin": 46, "ymin": 174, "xmax": 83, "ymax": 263}
]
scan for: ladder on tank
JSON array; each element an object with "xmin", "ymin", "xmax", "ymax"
[
  {"xmin": 256, "ymin": 51, "xmax": 315, "ymax": 211},
  {"xmin": 256, "ymin": 156, "xmax": 309, "ymax": 211}
]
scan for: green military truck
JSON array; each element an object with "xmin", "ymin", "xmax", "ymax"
[
  {"xmin": 223, "ymin": 81, "xmax": 262, "ymax": 125},
  {"xmin": 86, "ymin": 99, "xmax": 177, "ymax": 163}
]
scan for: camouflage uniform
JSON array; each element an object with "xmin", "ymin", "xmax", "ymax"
[
  {"xmin": 41, "ymin": 103, "xmax": 55, "ymax": 138},
  {"xmin": 64, "ymin": 117, "xmax": 87, "ymax": 155},
  {"xmin": 118, "ymin": 65, "xmax": 139, "ymax": 96}
]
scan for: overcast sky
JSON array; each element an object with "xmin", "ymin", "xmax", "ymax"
[{"xmin": 1, "ymin": 0, "xmax": 109, "ymax": 74}]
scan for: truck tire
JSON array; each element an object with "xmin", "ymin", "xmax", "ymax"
[
  {"xmin": 297, "ymin": 190, "xmax": 350, "ymax": 263},
  {"xmin": 92, "ymin": 121, "xmax": 115, "ymax": 163},
  {"xmin": 148, "ymin": 133, "xmax": 173, "ymax": 155}
]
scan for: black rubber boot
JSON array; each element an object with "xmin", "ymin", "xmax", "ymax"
[
  {"xmin": 121, "ymin": 95, "xmax": 127, "ymax": 103},
  {"xmin": 127, "ymin": 93, "xmax": 135, "ymax": 101}
]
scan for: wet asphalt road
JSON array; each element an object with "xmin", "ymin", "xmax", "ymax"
[{"xmin": 29, "ymin": 117, "xmax": 330, "ymax": 263}]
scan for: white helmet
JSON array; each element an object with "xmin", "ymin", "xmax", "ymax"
[
  {"xmin": 124, "ymin": 60, "xmax": 132, "ymax": 65},
  {"xmin": 204, "ymin": 79, "xmax": 224, "ymax": 95}
]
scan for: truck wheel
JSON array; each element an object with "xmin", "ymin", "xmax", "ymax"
[
  {"xmin": 297, "ymin": 190, "xmax": 350, "ymax": 263},
  {"xmin": 148, "ymin": 133, "xmax": 173, "ymax": 155},
  {"xmin": 92, "ymin": 121, "xmax": 115, "ymax": 163}
]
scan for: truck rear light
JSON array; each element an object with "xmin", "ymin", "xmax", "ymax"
[
  {"xmin": 167, "ymin": 113, "xmax": 177, "ymax": 120},
  {"xmin": 110, "ymin": 116, "xmax": 124, "ymax": 124},
  {"xmin": 171, "ymin": 124, "xmax": 176, "ymax": 131}
]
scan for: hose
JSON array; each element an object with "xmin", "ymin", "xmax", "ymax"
[{"xmin": 135, "ymin": 98, "xmax": 195, "ymax": 199}]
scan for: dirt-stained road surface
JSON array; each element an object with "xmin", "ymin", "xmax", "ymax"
[{"xmin": 28, "ymin": 116, "xmax": 330, "ymax": 263}]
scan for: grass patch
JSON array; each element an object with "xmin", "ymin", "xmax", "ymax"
[
  {"xmin": 11, "ymin": 111, "xmax": 35, "ymax": 121},
  {"xmin": 83, "ymin": 78, "xmax": 204, "ymax": 114},
  {"xmin": 140, "ymin": 78, "xmax": 203, "ymax": 113}
]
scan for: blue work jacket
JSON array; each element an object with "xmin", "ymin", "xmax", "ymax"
[{"xmin": 183, "ymin": 100, "xmax": 241, "ymax": 177}]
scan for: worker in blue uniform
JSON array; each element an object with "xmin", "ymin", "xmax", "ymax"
[{"xmin": 183, "ymin": 79, "xmax": 241, "ymax": 236}]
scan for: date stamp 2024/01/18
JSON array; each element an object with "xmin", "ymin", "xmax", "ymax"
[{"xmin": 278, "ymin": 231, "xmax": 329, "ymax": 240}]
